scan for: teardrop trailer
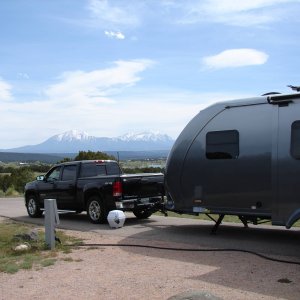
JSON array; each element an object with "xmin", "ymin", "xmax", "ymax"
[{"xmin": 165, "ymin": 93, "xmax": 300, "ymax": 232}]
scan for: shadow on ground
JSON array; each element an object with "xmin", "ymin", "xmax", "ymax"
[{"xmin": 118, "ymin": 218, "xmax": 300, "ymax": 300}]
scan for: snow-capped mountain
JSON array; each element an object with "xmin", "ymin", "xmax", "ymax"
[
  {"xmin": 3, "ymin": 130, "xmax": 174, "ymax": 153},
  {"xmin": 53, "ymin": 130, "xmax": 93, "ymax": 142},
  {"xmin": 117, "ymin": 131, "xmax": 173, "ymax": 142}
]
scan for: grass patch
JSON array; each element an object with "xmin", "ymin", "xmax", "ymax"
[
  {"xmin": 62, "ymin": 257, "xmax": 74, "ymax": 262},
  {"xmin": 0, "ymin": 220, "xmax": 82, "ymax": 274},
  {"xmin": 40, "ymin": 258, "xmax": 56, "ymax": 267}
]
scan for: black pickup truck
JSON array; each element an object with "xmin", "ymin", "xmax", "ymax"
[{"xmin": 24, "ymin": 160, "xmax": 164, "ymax": 223}]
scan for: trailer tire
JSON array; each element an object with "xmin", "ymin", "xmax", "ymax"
[
  {"xmin": 87, "ymin": 196, "xmax": 107, "ymax": 224},
  {"xmin": 133, "ymin": 208, "xmax": 152, "ymax": 219},
  {"xmin": 26, "ymin": 195, "xmax": 43, "ymax": 218}
]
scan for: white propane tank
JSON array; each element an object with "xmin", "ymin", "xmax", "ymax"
[{"xmin": 107, "ymin": 210, "xmax": 126, "ymax": 228}]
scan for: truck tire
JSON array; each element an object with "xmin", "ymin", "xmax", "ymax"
[
  {"xmin": 133, "ymin": 208, "xmax": 152, "ymax": 219},
  {"xmin": 87, "ymin": 196, "xmax": 107, "ymax": 224},
  {"xmin": 26, "ymin": 195, "xmax": 43, "ymax": 218}
]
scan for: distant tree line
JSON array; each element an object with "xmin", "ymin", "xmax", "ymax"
[
  {"xmin": 0, "ymin": 151, "xmax": 163, "ymax": 196},
  {"xmin": 122, "ymin": 167, "xmax": 163, "ymax": 174},
  {"xmin": 0, "ymin": 164, "xmax": 50, "ymax": 174},
  {"xmin": 60, "ymin": 150, "xmax": 116, "ymax": 162}
]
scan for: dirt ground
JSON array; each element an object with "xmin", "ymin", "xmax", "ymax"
[{"xmin": 0, "ymin": 216, "xmax": 300, "ymax": 300}]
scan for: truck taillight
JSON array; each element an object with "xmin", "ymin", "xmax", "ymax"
[{"xmin": 113, "ymin": 181, "xmax": 122, "ymax": 197}]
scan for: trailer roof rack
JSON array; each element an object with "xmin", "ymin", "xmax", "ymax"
[
  {"xmin": 261, "ymin": 92, "xmax": 281, "ymax": 96},
  {"xmin": 267, "ymin": 93, "xmax": 300, "ymax": 104}
]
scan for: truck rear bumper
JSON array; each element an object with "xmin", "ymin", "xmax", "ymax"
[{"xmin": 115, "ymin": 197, "xmax": 163, "ymax": 210}]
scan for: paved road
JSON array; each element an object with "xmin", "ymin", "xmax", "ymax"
[{"xmin": 1, "ymin": 197, "xmax": 300, "ymax": 259}]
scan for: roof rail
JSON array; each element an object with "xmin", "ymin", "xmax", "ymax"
[
  {"xmin": 267, "ymin": 93, "xmax": 300, "ymax": 104},
  {"xmin": 261, "ymin": 92, "xmax": 281, "ymax": 96}
]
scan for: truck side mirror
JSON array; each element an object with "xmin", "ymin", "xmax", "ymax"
[{"xmin": 36, "ymin": 175, "xmax": 45, "ymax": 181}]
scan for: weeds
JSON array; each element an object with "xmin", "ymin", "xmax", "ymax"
[{"xmin": 0, "ymin": 220, "xmax": 82, "ymax": 274}]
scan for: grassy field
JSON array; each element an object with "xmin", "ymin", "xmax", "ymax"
[
  {"xmin": 120, "ymin": 159, "xmax": 166, "ymax": 170},
  {"xmin": 0, "ymin": 220, "xmax": 82, "ymax": 274}
]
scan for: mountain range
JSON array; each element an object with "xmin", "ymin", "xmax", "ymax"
[{"xmin": 2, "ymin": 130, "xmax": 175, "ymax": 153}]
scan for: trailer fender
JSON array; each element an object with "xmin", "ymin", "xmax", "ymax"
[{"xmin": 285, "ymin": 208, "xmax": 300, "ymax": 229}]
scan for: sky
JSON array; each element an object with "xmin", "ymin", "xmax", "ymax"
[{"xmin": 1, "ymin": 0, "xmax": 300, "ymax": 149}]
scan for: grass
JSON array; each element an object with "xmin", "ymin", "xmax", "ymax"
[{"xmin": 0, "ymin": 220, "xmax": 82, "ymax": 274}]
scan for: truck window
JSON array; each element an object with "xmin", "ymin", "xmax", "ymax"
[
  {"xmin": 62, "ymin": 165, "xmax": 77, "ymax": 181},
  {"xmin": 206, "ymin": 130, "xmax": 239, "ymax": 159},
  {"xmin": 47, "ymin": 166, "xmax": 61, "ymax": 181},
  {"xmin": 291, "ymin": 121, "xmax": 300, "ymax": 159},
  {"xmin": 79, "ymin": 163, "xmax": 106, "ymax": 177},
  {"xmin": 106, "ymin": 163, "xmax": 121, "ymax": 175}
]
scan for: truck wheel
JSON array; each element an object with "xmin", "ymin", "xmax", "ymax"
[
  {"xmin": 26, "ymin": 195, "xmax": 42, "ymax": 218},
  {"xmin": 87, "ymin": 196, "xmax": 107, "ymax": 224},
  {"xmin": 133, "ymin": 209, "xmax": 152, "ymax": 219}
]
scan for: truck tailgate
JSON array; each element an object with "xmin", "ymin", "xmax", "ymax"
[{"xmin": 121, "ymin": 173, "xmax": 164, "ymax": 199}]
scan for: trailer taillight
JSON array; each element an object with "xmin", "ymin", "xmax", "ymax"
[{"xmin": 113, "ymin": 181, "xmax": 122, "ymax": 197}]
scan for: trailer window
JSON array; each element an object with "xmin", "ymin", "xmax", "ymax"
[
  {"xmin": 206, "ymin": 130, "xmax": 239, "ymax": 159},
  {"xmin": 291, "ymin": 121, "xmax": 300, "ymax": 159}
]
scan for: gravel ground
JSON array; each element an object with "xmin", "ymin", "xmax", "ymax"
[{"xmin": 1, "ymin": 217, "xmax": 300, "ymax": 300}]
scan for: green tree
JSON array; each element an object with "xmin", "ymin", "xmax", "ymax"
[
  {"xmin": 59, "ymin": 157, "xmax": 72, "ymax": 163},
  {"xmin": 10, "ymin": 167, "xmax": 35, "ymax": 193},
  {"xmin": 74, "ymin": 151, "xmax": 116, "ymax": 161},
  {"xmin": 0, "ymin": 175, "xmax": 11, "ymax": 193}
]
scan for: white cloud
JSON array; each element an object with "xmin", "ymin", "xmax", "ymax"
[
  {"xmin": 0, "ymin": 78, "xmax": 13, "ymax": 101},
  {"xmin": 46, "ymin": 59, "xmax": 154, "ymax": 101},
  {"xmin": 202, "ymin": 49, "xmax": 269, "ymax": 69},
  {"xmin": 0, "ymin": 60, "xmax": 158, "ymax": 148},
  {"xmin": 87, "ymin": 0, "xmax": 140, "ymax": 28},
  {"xmin": 0, "ymin": 57, "xmax": 256, "ymax": 149},
  {"xmin": 64, "ymin": 0, "xmax": 299, "ymax": 30},
  {"xmin": 17, "ymin": 72, "xmax": 30, "ymax": 79},
  {"xmin": 104, "ymin": 30, "xmax": 125, "ymax": 39},
  {"xmin": 0, "ymin": 87, "xmax": 250, "ymax": 148},
  {"xmin": 202, "ymin": 0, "xmax": 291, "ymax": 14},
  {"xmin": 174, "ymin": 0, "xmax": 300, "ymax": 26}
]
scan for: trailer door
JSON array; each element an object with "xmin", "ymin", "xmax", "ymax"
[{"xmin": 275, "ymin": 101, "xmax": 300, "ymax": 226}]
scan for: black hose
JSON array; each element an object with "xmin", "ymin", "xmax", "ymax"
[{"xmin": 69, "ymin": 243, "xmax": 300, "ymax": 266}]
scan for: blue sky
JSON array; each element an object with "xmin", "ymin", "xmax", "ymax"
[{"xmin": 1, "ymin": 0, "xmax": 300, "ymax": 148}]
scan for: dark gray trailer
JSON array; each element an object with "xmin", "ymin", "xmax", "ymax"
[{"xmin": 165, "ymin": 93, "xmax": 300, "ymax": 231}]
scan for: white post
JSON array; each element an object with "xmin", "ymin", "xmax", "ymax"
[{"xmin": 44, "ymin": 199, "xmax": 60, "ymax": 250}]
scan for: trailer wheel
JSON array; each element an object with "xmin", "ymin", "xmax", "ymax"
[
  {"xmin": 26, "ymin": 195, "xmax": 43, "ymax": 218},
  {"xmin": 87, "ymin": 196, "xmax": 107, "ymax": 224},
  {"xmin": 132, "ymin": 208, "xmax": 152, "ymax": 219}
]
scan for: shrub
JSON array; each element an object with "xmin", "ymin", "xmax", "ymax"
[
  {"xmin": 5, "ymin": 186, "xmax": 20, "ymax": 197},
  {"xmin": 74, "ymin": 150, "xmax": 116, "ymax": 161}
]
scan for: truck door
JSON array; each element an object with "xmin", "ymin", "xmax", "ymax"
[
  {"xmin": 55, "ymin": 164, "xmax": 77, "ymax": 210},
  {"xmin": 37, "ymin": 166, "xmax": 61, "ymax": 202},
  {"xmin": 274, "ymin": 100, "xmax": 300, "ymax": 226}
]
